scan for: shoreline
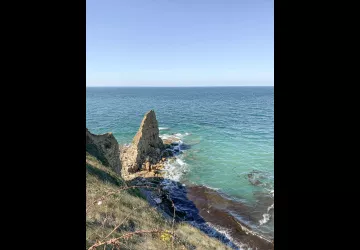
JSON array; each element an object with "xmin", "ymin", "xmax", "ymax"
[
  {"xmin": 132, "ymin": 176, "xmax": 273, "ymax": 250},
  {"xmin": 122, "ymin": 136, "xmax": 274, "ymax": 250},
  {"xmin": 186, "ymin": 184, "xmax": 274, "ymax": 249}
]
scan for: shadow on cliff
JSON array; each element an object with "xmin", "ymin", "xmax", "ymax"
[
  {"xmin": 86, "ymin": 164, "xmax": 122, "ymax": 186},
  {"xmin": 130, "ymin": 176, "xmax": 241, "ymax": 249},
  {"xmin": 86, "ymin": 144, "xmax": 109, "ymax": 167}
]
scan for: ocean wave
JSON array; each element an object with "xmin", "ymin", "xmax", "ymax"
[
  {"xmin": 159, "ymin": 134, "xmax": 170, "ymax": 140},
  {"xmin": 189, "ymin": 221, "xmax": 242, "ymax": 250},
  {"xmin": 159, "ymin": 132, "xmax": 191, "ymax": 140},
  {"xmin": 263, "ymin": 188, "xmax": 274, "ymax": 198},
  {"xmin": 259, "ymin": 213, "xmax": 271, "ymax": 226},
  {"xmin": 202, "ymin": 185, "xmax": 220, "ymax": 191},
  {"xmin": 256, "ymin": 189, "xmax": 274, "ymax": 227},
  {"xmin": 267, "ymin": 203, "xmax": 274, "ymax": 213},
  {"xmin": 159, "ymin": 127, "xmax": 170, "ymax": 131},
  {"xmin": 161, "ymin": 133, "xmax": 191, "ymax": 182},
  {"xmin": 257, "ymin": 202, "xmax": 274, "ymax": 226},
  {"xmin": 163, "ymin": 155, "xmax": 189, "ymax": 182}
]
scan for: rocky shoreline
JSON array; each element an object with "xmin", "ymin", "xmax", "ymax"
[
  {"xmin": 87, "ymin": 109, "xmax": 273, "ymax": 249},
  {"xmin": 125, "ymin": 139, "xmax": 274, "ymax": 249}
]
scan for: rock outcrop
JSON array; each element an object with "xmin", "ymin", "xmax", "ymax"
[
  {"xmin": 121, "ymin": 110, "xmax": 164, "ymax": 176},
  {"xmin": 86, "ymin": 128, "xmax": 121, "ymax": 174}
]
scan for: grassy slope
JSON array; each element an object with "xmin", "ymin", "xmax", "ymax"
[{"xmin": 86, "ymin": 152, "xmax": 231, "ymax": 250}]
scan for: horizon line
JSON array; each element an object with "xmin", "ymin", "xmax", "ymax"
[{"xmin": 86, "ymin": 85, "xmax": 274, "ymax": 88}]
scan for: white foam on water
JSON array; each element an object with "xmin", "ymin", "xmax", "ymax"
[
  {"xmin": 203, "ymin": 184, "xmax": 220, "ymax": 191},
  {"xmin": 258, "ymin": 193, "xmax": 273, "ymax": 226},
  {"xmin": 161, "ymin": 133, "xmax": 191, "ymax": 182},
  {"xmin": 159, "ymin": 134, "xmax": 171, "ymax": 140},
  {"xmin": 206, "ymin": 222, "xmax": 233, "ymax": 240},
  {"xmin": 256, "ymin": 203, "xmax": 273, "ymax": 226},
  {"xmin": 160, "ymin": 133, "xmax": 180, "ymax": 140},
  {"xmin": 163, "ymin": 155, "xmax": 189, "ymax": 182},
  {"xmin": 267, "ymin": 203, "xmax": 274, "ymax": 213},
  {"xmin": 259, "ymin": 213, "xmax": 271, "ymax": 226},
  {"xmin": 159, "ymin": 127, "xmax": 170, "ymax": 131},
  {"xmin": 202, "ymin": 222, "xmax": 245, "ymax": 249},
  {"xmin": 159, "ymin": 132, "xmax": 191, "ymax": 141},
  {"xmin": 176, "ymin": 158, "xmax": 186, "ymax": 166},
  {"xmin": 269, "ymin": 189, "xmax": 274, "ymax": 197}
]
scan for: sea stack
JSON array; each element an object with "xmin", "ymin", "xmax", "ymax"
[
  {"xmin": 86, "ymin": 128, "xmax": 121, "ymax": 174},
  {"xmin": 121, "ymin": 110, "xmax": 164, "ymax": 176}
]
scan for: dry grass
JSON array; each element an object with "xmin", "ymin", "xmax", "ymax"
[{"xmin": 86, "ymin": 152, "xmax": 232, "ymax": 250}]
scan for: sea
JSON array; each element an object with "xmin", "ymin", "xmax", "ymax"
[{"xmin": 86, "ymin": 86, "xmax": 274, "ymax": 249}]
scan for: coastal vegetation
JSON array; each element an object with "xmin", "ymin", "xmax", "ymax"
[{"xmin": 86, "ymin": 151, "xmax": 232, "ymax": 249}]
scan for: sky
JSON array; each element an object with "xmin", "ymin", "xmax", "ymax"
[{"xmin": 86, "ymin": 0, "xmax": 273, "ymax": 87}]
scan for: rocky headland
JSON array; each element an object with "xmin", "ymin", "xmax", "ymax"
[{"xmin": 86, "ymin": 110, "xmax": 274, "ymax": 250}]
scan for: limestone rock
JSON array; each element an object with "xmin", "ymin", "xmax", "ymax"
[
  {"xmin": 121, "ymin": 110, "xmax": 164, "ymax": 176},
  {"xmin": 145, "ymin": 161, "xmax": 151, "ymax": 171},
  {"xmin": 86, "ymin": 128, "xmax": 121, "ymax": 174}
]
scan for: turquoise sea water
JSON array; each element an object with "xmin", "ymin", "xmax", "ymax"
[{"xmin": 86, "ymin": 87, "xmax": 274, "ymax": 241}]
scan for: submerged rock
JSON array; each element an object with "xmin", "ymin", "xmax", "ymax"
[
  {"xmin": 247, "ymin": 170, "xmax": 265, "ymax": 186},
  {"xmin": 154, "ymin": 197, "xmax": 162, "ymax": 204},
  {"xmin": 121, "ymin": 110, "xmax": 165, "ymax": 176},
  {"xmin": 86, "ymin": 128, "xmax": 121, "ymax": 174}
]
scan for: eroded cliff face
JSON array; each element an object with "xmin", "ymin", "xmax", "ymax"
[
  {"xmin": 121, "ymin": 110, "xmax": 164, "ymax": 176},
  {"xmin": 86, "ymin": 128, "xmax": 121, "ymax": 174}
]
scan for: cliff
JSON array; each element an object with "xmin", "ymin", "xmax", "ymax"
[{"xmin": 86, "ymin": 128, "xmax": 121, "ymax": 174}]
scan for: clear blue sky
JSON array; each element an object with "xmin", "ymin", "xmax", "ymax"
[{"xmin": 86, "ymin": 0, "xmax": 273, "ymax": 87}]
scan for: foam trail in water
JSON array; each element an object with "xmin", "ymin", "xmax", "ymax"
[
  {"xmin": 267, "ymin": 203, "xmax": 274, "ymax": 213},
  {"xmin": 159, "ymin": 127, "xmax": 170, "ymax": 131},
  {"xmin": 203, "ymin": 185, "xmax": 220, "ymax": 191},
  {"xmin": 269, "ymin": 189, "xmax": 274, "ymax": 197},
  {"xmin": 188, "ymin": 221, "xmax": 243, "ymax": 250},
  {"xmin": 259, "ymin": 214, "xmax": 271, "ymax": 226},
  {"xmin": 258, "ymin": 189, "xmax": 274, "ymax": 226},
  {"xmin": 159, "ymin": 132, "xmax": 191, "ymax": 140}
]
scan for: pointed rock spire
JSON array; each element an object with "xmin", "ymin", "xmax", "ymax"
[{"xmin": 121, "ymin": 110, "xmax": 164, "ymax": 175}]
